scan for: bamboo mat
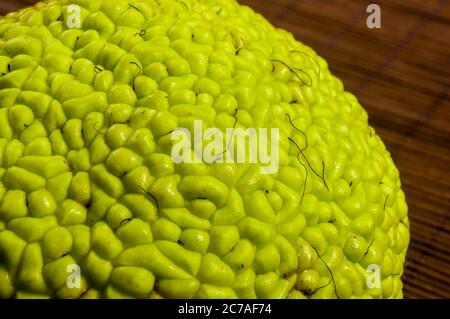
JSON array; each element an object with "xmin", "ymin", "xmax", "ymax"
[{"xmin": 1, "ymin": 0, "xmax": 449, "ymax": 299}]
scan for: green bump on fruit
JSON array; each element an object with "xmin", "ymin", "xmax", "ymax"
[
  {"xmin": 0, "ymin": 230, "xmax": 27, "ymax": 278},
  {"xmin": 334, "ymin": 274, "xmax": 353, "ymax": 299},
  {"xmin": 105, "ymin": 124, "xmax": 134, "ymax": 149},
  {"xmin": 274, "ymin": 235, "xmax": 298, "ymax": 275},
  {"xmin": 271, "ymin": 276, "xmax": 297, "ymax": 299},
  {"xmin": 56, "ymin": 276, "xmax": 88, "ymax": 299},
  {"xmin": 179, "ymin": 229, "xmax": 210, "ymax": 254},
  {"xmin": 148, "ymin": 175, "xmax": 185, "ymax": 208},
  {"xmin": 8, "ymin": 216, "xmax": 57, "ymax": 242},
  {"xmin": 195, "ymin": 284, "xmax": 238, "ymax": 299},
  {"xmin": 3, "ymin": 166, "xmax": 46, "ymax": 192},
  {"xmin": 244, "ymin": 190, "xmax": 276, "ymax": 223},
  {"xmin": 208, "ymin": 225, "xmax": 240, "ymax": 256},
  {"xmin": 238, "ymin": 217, "xmax": 276, "ymax": 245},
  {"xmin": 152, "ymin": 218, "xmax": 182, "ymax": 242},
  {"xmin": 8, "ymin": 104, "xmax": 34, "ymax": 133},
  {"xmin": 3, "ymin": 139, "xmax": 24, "ymax": 167},
  {"xmin": 82, "ymin": 251, "xmax": 113, "ymax": 288},
  {"xmin": 24, "ymin": 137, "xmax": 52, "ymax": 156},
  {"xmin": 0, "ymin": 265, "xmax": 15, "ymax": 298},
  {"xmin": 90, "ymin": 164, "xmax": 124, "ymax": 199},
  {"xmin": 68, "ymin": 225, "xmax": 91, "ymax": 262},
  {"xmin": 41, "ymin": 226, "xmax": 73, "ymax": 259},
  {"xmin": 16, "ymin": 156, "xmax": 69, "ymax": 178},
  {"xmin": 49, "ymin": 130, "xmax": 68, "ymax": 156},
  {"xmin": 56, "ymin": 199, "xmax": 87, "ymax": 226},
  {"xmin": 89, "ymin": 135, "xmax": 111, "ymax": 165},
  {"xmin": 80, "ymin": 288, "xmax": 101, "ymax": 299},
  {"xmin": 296, "ymin": 238, "xmax": 318, "ymax": 272},
  {"xmin": 66, "ymin": 148, "xmax": 91, "ymax": 172},
  {"xmin": 187, "ymin": 199, "xmax": 216, "ymax": 219},
  {"xmin": 63, "ymin": 119, "xmax": 84, "ymax": 150},
  {"xmin": 122, "ymin": 165, "xmax": 154, "ymax": 193},
  {"xmin": 223, "ymin": 239, "xmax": 255, "ymax": 270},
  {"xmin": 120, "ymin": 194, "xmax": 157, "ymax": 223},
  {"xmin": 87, "ymin": 183, "xmax": 116, "ymax": 223},
  {"xmin": 233, "ymin": 269, "xmax": 257, "ymax": 298},
  {"xmin": 198, "ymin": 253, "xmax": 235, "ymax": 287},
  {"xmin": 158, "ymin": 278, "xmax": 200, "ymax": 299},
  {"xmin": 0, "ymin": 0, "xmax": 408, "ymax": 299},
  {"xmin": 105, "ymin": 204, "xmax": 132, "ymax": 230},
  {"xmin": 179, "ymin": 175, "xmax": 229, "ymax": 208},
  {"xmin": 344, "ymin": 235, "xmax": 367, "ymax": 262},
  {"xmin": 91, "ymin": 221, "xmax": 123, "ymax": 260},
  {"xmin": 0, "ymin": 189, "xmax": 28, "ymax": 221},
  {"xmin": 255, "ymin": 272, "xmax": 279, "ymax": 298},
  {"xmin": 43, "ymin": 255, "xmax": 77, "ymax": 290},
  {"xmin": 103, "ymin": 285, "xmax": 132, "ymax": 299},
  {"xmin": 161, "ymin": 208, "xmax": 211, "ymax": 231},
  {"xmin": 110, "ymin": 266, "xmax": 155, "ymax": 298},
  {"xmin": 69, "ymin": 172, "xmax": 91, "ymax": 205},
  {"xmin": 254, "ymin": 244, "xmax": 281, "ymax": 273},
  {"xmin": 45, "ymin": 171, "xmax": 73, "ymax": 203},
  {"xmin": 155, "ymin": 240, "xmax": 202, "ymax": 276},
  {"xmin": 116, "ymin": 218, "xmax": 153, "ymax": 247},
  {"xmin": 144, "ymin": 153, "xmax": 174, "ymax": 177},
  {"xmin": 19, "ymin": 122, "xmax": 47, "ymax": 146},
  {"xmin": 16, "ymin": 243, "xmax": 49, "ymax": 294},
  {"xmin": 296, "ymin": 269, "xmax": 321, "ymax": 295},
  {"xmin": 106, "ymin": 147, "xmax": 142, "ymax": 177},
  {"xmin": 125, "ymin": 129, "xmax": 156, "ymax": 157},
  {"xmin": 211, "ymin": 189, "xmax": 245, "ymax": 225},
  {"xmin": 302, "ymin": 226, "xmax": 328, "ymax": 255},
  {"xmin": 114, "ymin": 244, "xmax": 191, "ymax": 279}
]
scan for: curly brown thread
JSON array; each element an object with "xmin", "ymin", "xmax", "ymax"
[
  {"xmin": 213, "ymin": 108, "xmax": 238, "ymax": 162},
  {"xmin": 128, "ymin": 3, "xmax": 141, "ymax": 13},
  {"xmin": 383, "ymin": 193, "xmax": 390, "ymax": 211},
  {"xmin": 290, "ymin": 49, "xmax": 321, "ymax": 79},
  {"xmin": 310, "ymin": 245, "xmax": 340, "ymax": 299},
  {"xmin": 230, "ymin": 33, "xmax": 244, "ymax": 55},
  {"xmin": 286, "ymin": 114, "xmax": 329, "ymax": 193},
  {"xmin": 363, "ymin": 239, "xmax": 375, "ymax": 257},
  {"xmin": 129, "ymin": 62, "xmax": 142, "ymax": 91},
  {"xmin": 93, "ymin": 121, "xmax": 106, "ymax": 136},
  {"xmin": 94, "ymin": 65, "xmax": 103, "ymax": 73},
  {"xmin": 177, "ymin": 0, "xmax": 189, "ymax": 11},
  {"xmin": 134, "ymin": 30, "xmax": 146, "ymax": 37},
  {"xmin": 120, "ymin": 218, "xmax": 132, "ymax": 226},
  {"xmin": 271, "ymin": 59, "xmax": 313, "ymax": 87},
  {"xmin": 139, "ymin": 185, "xmax": 159, "ymax": 212},
  {"xmin": 288, "ymin": 137, "xmax": 308, "ymax": 206}
]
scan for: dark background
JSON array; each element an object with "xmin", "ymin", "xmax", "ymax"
[{"xmin": 1, "ymin": 0, "xmax": 449, "ymax": 299}]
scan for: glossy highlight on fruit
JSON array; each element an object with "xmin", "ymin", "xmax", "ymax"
[{"xmin": 0, "ymin": 0, "xmax": 409, "ymax": 299}]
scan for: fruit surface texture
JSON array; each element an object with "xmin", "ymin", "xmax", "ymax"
[{"xmin": 0, "ymin": 0, "xmax": 409, "ymax": 299}]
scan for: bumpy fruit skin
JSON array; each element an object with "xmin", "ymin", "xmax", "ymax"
[{"xmin": 0, "ymin": 0, "xmax": 409, "ymax": 299}]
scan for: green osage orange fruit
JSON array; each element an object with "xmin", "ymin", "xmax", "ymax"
[{"xmin": 0, "ymin": 0, "xmax": 409, "ymax": 299}]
